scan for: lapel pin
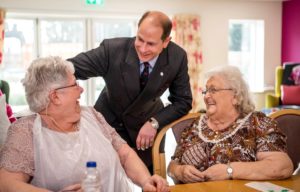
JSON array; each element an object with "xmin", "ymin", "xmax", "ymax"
[{"xmin": 160, "ymin": 72, "xmax": 164, "ymax": 76}]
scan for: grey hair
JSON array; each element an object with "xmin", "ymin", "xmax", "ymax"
[
  {"xmin": 204, "ymin": 65, "xmax": 255, "ymax": 115},
  {"xmin": 22, "ymin": 56, "xmax": 75, "ymax": 112}
]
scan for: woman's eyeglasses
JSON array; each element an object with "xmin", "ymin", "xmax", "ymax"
[
  {"xmin": 202, "ymin": 88, "xmax": 233, "ymax": 95},
  {"xmin": 54, "ymin": 81, "xmax": 79, "ymax": 91}
]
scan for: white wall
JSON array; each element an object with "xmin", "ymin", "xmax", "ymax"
[{"xmin": 0, "ymin": 0, "xmax": 282, "ymax": 109}]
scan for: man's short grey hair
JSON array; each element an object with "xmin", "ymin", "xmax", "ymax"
[
  {"xmin": 204, "ymin": 65, "xmax": 255, "ymax": 115},
  {"xmin": 22, "ymin": 56, "xmax": 75, "ymax": 112}
]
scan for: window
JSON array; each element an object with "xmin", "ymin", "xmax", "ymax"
[
  {"xmin": 0, "ymin": 19, "xmax": 36, "ymax": 112},
  {"xmin": 92, "ymin": 19, "xmax": 135, "ymax": 47},
  {"xmin": 40, "ymin": 19, "xmax": 87, "ymax": 104},
  {"xmin": 91, "ymin": 19, "xmax": 136, "ymax": 103},
  {"xmin": 228, "ymin": 20, "xmax": 264, "ymax": 92},
  {"xmin": 40, "ymin": 19, "xmax": 85, "ymax": 58},
  {"xmin": 0, "ymin": 15, "xmax": 138, "ymax": 112}
]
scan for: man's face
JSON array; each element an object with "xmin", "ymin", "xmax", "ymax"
[{"xmin": 134, "ymin": 20, "xmax": 170, "ymax": 62}]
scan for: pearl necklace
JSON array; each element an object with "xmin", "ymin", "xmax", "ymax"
[{"xmin": 198, "ymin": 112, "xmax": 252, "ymax": 144}]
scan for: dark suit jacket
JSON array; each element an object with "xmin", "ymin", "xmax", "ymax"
[{"xmin": 68, "ymin": 37, "xmax": 192, "ymax": 166}]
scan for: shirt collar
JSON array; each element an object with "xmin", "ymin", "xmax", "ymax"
[{"xmin": 140, "ymin": 56, "xmax": 159, "ymax": 68}]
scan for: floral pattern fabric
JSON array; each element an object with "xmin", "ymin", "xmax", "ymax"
[
  {"xmin": 172, "ymin": 14, "xmax": 203, "ymax": 112},
  {"xmin": 172, "ymin": 112, "xmax": 287, "ymax": 171}
]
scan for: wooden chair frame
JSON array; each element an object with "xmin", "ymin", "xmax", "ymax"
[
  {"xmin": 268, "ymin": 109, "xmax": 300, "ymax": 119},
  {"xmin": 269, "ymin": 109, "xmax": 300, "ymax": 171},
  {"xmin": 152, "ymin": 113, "xmax": 200, "ymax": 178}
]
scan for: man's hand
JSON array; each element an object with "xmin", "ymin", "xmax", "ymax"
[{"xmin": 136, "ymin": 121, "xmax": 157, "ymax": 150}]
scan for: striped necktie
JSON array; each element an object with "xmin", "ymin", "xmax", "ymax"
[{"xmin": 140, "ymin": 62, "xmax": 150, "ymax": 90}]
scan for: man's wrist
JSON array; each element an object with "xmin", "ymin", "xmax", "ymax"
[{"xmin": 149, "ymin": 117, "xmax": 159, "ymax": 129}]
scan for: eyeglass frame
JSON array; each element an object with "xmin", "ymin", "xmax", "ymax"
[
  {"xmin": 202, "ymin": 87, "xmax": 233, "ymax": 95},
  {"xmin": 54, "ymin": 81, "xmax": 79, "ymax": 91}
]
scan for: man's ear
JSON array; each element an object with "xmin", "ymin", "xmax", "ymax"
[
  {"xmin": 163, "ymin": 36, "xmax": 171, "ymax": 48},
  {"xmin": 49, "ymin": 90, "xmax": 61, "ymax": 105}
]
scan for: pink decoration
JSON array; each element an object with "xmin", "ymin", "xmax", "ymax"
[
  {"xmin": 193, "ymin": 51, "xmax": 203, "ymax": 64},
  {"xmin": 188, "ymin": 34, "xmax": 193, "ymax": 42},
  {"xmin": 191, "ymin": 18, "xmax": 200, "ymax": 31},
  {"xmin": 291, "ymin": 65, "xmax": 300, "ymax": 85}
]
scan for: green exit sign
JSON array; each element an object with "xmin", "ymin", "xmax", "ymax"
[{"xmin": 86, "ymin": 0, "xmax": 104, "ymax": 5}]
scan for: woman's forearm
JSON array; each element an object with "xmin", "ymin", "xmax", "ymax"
[
  {"xmin": 118, "ymin": 145, "xmax": 151, "ymax": 187},
  {"xmin": 169, "ymin": 152, "xmax": 293, "ymax": 182},
  {"xmin": 0, "ymin": 181, "xmax": 49, "ymax": 192},
  {"xmin": 0, "ymin": 169, "xmax": 49, "ymax": 192},
  {"xmin": 231, "ymin": 152, "xmax": 293, "ymax": 180}
]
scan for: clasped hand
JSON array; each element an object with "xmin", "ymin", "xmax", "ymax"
[
  {"xmin": 176, "ymin": 164, "xmax": 229, "ymax": 183},
  {"xmin": 136, "ymin": 121, "xmax": 157, "ymax": 150}
]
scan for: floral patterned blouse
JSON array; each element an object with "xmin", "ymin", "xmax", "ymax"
[{"xmin": 171, "ymin": 112, "xmax": 287, "ymax": 171}]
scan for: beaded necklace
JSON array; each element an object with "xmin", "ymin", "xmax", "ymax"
[{"xmin": 198, "ymin": 112, "xmax": 252, "ymax": 144}]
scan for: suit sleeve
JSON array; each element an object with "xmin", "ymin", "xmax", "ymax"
[
  {"xmin": 67, "ymin": 40, "xmax": 110, "ymax": 80},
  {"xmin": 154, "ymin": 53, "xmax": 192, "ymax": 128}
]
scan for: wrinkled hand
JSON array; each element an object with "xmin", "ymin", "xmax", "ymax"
[
  {"xmin": 136, "ymin": 121, "xmax": 157, "ymax": 150},
  {"xmin": 201, "ymin": 164, "xmax": 228, "ymax": 181},
  {"xmin": 59, "ymin": 183, "xmax": 82, "ymax": 192},
  {"xmin": 142, "ymin": 174, "xmax": 170, "ymax": 192},
  {"xmin": 176, "ymin": 165, "xmax": 205, "ymax": 183}
]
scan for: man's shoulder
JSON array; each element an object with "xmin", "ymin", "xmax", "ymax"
[
  {"xmin": 167, "ymin": 41, "xmax": 186, "ymax": 54},
  {"xmin": 103, "ymin": 37, "xmax": 134, "ymax": 46},
  {"xmin": 101, "ymin": 37, "xmax": 135, "ymax": 53}
]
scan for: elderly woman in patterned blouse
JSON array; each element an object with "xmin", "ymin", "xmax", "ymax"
[
  {"xmin": 167, "ymin": 65, "xmax": 293, "ymax": 183},
  {"xmin": 0, "ymin": 56, "xmax": 169, "ymax": 192}
]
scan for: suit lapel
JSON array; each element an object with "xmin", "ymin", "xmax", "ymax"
[
  {"xmin": 121, "ymin": 41, "xmax": 141, "ymax": 101},
  {"xmin": 143, "ymin": 49, "xmax": 169, "ymax": 94},
  {"xmin": 126, "ymin": 48, "xmax": 170, "ymax": 112}
]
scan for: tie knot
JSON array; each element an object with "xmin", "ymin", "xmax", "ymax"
[{"xmin": 143, "ymin": 62, "xmax": 150, "ymax": 67}]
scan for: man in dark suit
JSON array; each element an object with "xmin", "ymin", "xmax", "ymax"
[{"xmin": 68, "ymin": 11, "xmax": 192, "ymax": 172}]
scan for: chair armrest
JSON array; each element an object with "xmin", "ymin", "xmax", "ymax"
[
  {"xmin": 265, "ymin": 94, "xmax": 280, "ymax": 108},
  {"xmin": 275, "ymin": 66, "xmax": 283, "ymax": 97},
  {"xmin": 152, "ymin": 113, "xmax": 200, "ymax": 179}
]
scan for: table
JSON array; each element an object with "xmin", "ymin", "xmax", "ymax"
[{"xmin": 170, "ymin": 175, "xmax": 300, "ymax": 192}]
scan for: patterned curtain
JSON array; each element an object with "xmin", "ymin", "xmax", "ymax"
[
  {"xmin": 0, "ymin": 8, "xmax": 5, "ymax": 65},
  {"xmin": 172, "ymin": 14, "xmax": 203, "ymax": 112}
]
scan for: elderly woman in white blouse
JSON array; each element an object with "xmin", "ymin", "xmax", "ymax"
[
  {"xmin": 168, "ymin": 65, "xmax": 293, "ymax": 183},
  {"xmin": 0, "ymin": 56, "xmax": 169, "ymax": 192}
]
